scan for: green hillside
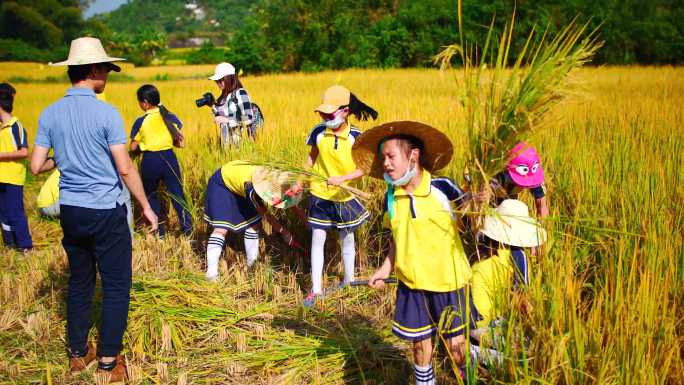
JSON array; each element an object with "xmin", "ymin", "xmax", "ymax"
[{"xmin": 93, "ymin": 0, "xmax": 253, "ymax": 38}]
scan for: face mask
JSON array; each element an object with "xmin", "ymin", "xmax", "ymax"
[
  {"xmin": 383, "ymin": 158, "xmax": 417, "ymax": 186},
  {"xmin": 323, "ymin": 109, "xmax": 346, "ymax": 129},
  {"xmin": 324, "ymin": 115, "xmax": 345, "ymax": 129}
]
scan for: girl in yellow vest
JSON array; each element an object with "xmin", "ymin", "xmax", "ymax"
[
  {"xmin": 302, "ymin": 85, "xmax": 378, "ymax": 307},
  {"xmin": 130, "ymin": 84, "xmax": 192, "ymax": 237},
  {"xmin": 468, "ymin": 199, "xmax": 546, "ymax": 366},
  {"xmin": 203, "ymin": 161, "xmax": 300, "ymax": 280},
  {"xmin": 354, "ymin": 121, "xmax": 478, "ymax": 384},
  {"xmin": 0, "ymin": 83, "xmax": 32, "ymax": 251}
]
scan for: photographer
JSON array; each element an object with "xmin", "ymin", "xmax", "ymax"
[{"xmin": 204, "ymin": 62, "xmax": 259, "ymax": 146}]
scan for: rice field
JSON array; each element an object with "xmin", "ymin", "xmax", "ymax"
[{"xmin": 0, "ymin": 63, "xmax": 682, "ymax": 384}]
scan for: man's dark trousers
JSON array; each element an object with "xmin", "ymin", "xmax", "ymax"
[{"xmin": 61, "ymin": 203, "xmax": 132, "ymax": 357}]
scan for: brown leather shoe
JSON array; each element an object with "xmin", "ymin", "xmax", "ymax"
[
  {"xmin": 70, "ymin": 343, "xmax": 97, "ymax": 375},
  {"xmin": 96, "ymin": 355, "xmax": 127, "ymax": 384}
]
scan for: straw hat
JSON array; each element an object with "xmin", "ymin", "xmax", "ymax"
[
  {"xmin": 209, "ymin": 62, "xmax": 236, "ymax": 80},
  {"xmin": 351, "ymin": 121, "xmax": 453, "ymax": 179},
  {"xmin": 480, "ymin": 199, "xmax": 547, "ymax": 248},
  {"xmin": 315, "ymin": 85, "xmax": 351, "ymax": 114},
  {"xmin": 50, "ymin": 37, "xmax": 124, "ymax": 71},
  {"xmin": 251, "ymin": 167, "xmax": 303, "ymax": 209}
]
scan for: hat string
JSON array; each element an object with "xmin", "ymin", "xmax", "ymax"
[{"xmin": 385, "ymin": 184, "xmax": 396, "ymax": 220}]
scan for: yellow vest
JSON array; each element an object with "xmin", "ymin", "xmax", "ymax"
[
  {"xmin": 131, "ymin": 108, "xmax": 178, "ymax": 152},
  {"xmin": 306, "ymin": 122, "xmax": 361, "ymax": 202},
  {"xmin": 0, "ymin": 117, "xmax": 27, "ymax": 186},
  {"xmin": 384, "ymin": 170, "xmax": 471, "ymax": 292},
  {"xmin": 219, "ymin": 160, "xmax": 257, "ymax": 197},
  {"xmin": 471, "ymin": 248, "xmax": 513, "ymax": 327}
]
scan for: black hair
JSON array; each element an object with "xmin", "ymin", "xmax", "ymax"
[
  {"xmin": 0, "ymin": 92, "xmax": 12, "ymax": 113},
  {"xmin": 0, "ymin": 83, "xmax": 16, "ymax": 96},
  {"xmin": 136, "ymin": 84, "xmax": 182, "ymax": 139},
  {"xmin": 67, "ymin": 64, "xmax": 93, "ymax": 83},
  {"xmin": 347, "ymin": 93, "xmax": 378, "ymax": 121},
  {"xmin": 67, "ymin": 63, "xmax": 115, "ymax": 83},
  {"xmin": 381, "ymin": 134, "xmax": 425, "ymax": 166}
]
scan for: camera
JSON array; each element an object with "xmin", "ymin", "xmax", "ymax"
[{"xmin": 195, "ymin": 92, "xmax": 215, "ymax": 107}]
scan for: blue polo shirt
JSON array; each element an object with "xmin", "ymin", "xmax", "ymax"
[{"xmin": 34, "ymin": 87, "xmax": 127, "ymax": 209}]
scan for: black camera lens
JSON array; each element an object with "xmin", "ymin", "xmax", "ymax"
[{"xmin": 195, "ymin": 92, "xmax": 215, "ymax": 108}]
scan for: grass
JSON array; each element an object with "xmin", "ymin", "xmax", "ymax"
[{"xmin": 0, "ymin": 64, "xmax": 682, "ymax": 384}]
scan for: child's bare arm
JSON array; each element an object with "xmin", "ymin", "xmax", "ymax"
[
  {"xmin": 327, "ymin": 168, "xmax": 364, "ymax": 186},
  {"xmin": 255, "ymin": 204, "xmax": 297, "ymax": 247},
  {"xmin": 369, "ymin": 240, "xmax": 396, "ymax": 289},
  {"xmin": 0, "ymin": 147, "xmax": 28, "ymax": 161},
  {"xmin": 305, "ymin": 146, "xmax": 318, "ymax": 168},
  {"xmin": 535, "ymin": 196, "xmax": 549, "ymax": 219},
  {"xmin": 129, "ymin": 140, "xmax": 140, "ymax": 153}
]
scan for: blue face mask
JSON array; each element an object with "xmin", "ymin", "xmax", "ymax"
[
  {"xmin": 383, "ymin": 159, "xmax": 417, "ymax": 220},
  {"xmin": 324, "ymin": 114, "xmax": 345, "ymax": 129},
  {"xmin": 383, "ymin": 165, "xmax": 417, "ymax": 186}
]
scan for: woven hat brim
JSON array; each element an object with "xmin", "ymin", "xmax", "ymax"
[
  {"xmin": 351, "ymin": 121, "xmax": 454, "ymax": 179},
  {"xmin": 480, "ymin": 214, "xmax": 547, "ymax": 248},
  {"xmin": 50, "ymin": 57, "xmax": 126, "ymax": 67},
  {"xmin": 251, "ymin": 168, "xmax": 303, "ymax": 209}
]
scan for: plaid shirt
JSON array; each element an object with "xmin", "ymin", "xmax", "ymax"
[{"xmin": 212, "ymin": 88, "xmax": 254, "ymax": 128}]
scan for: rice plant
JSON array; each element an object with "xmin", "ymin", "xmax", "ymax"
[{"xmin": 0, "ymin": 60, "xmax": 681, "ymax": 383}]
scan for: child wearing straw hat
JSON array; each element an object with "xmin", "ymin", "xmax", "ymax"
[
  {"xmin": 0, "ymin": 82, "xmax": 33, "ymax": 251},
  {"xmin": 353, "ymin": 121, "xmax": 478, "ymax": 384},
  {"xmin": 301, "ymin": 85, "xmax": 378, "ymax": 307},
  {"xmin": 490, "ymin": 142, "xmax": 549, "ymax": 285},
  {"xmin": 203, "ymin": 160, "xmax": 302, "ymax": 280},
  {"xmin": 468, "ymin": 199, "xmax": 547, "ymax": 365},
  {"xmin": 130, "ymin": 84, "xmax": 192, "ymax": 237}
]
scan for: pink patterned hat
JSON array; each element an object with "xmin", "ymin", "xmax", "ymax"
[{"xmin": 506, "ymin": 142, "xmax": 544, "ymax": 188}]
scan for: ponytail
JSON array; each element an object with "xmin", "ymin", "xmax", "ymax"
[
  {"xmin": 348, "ymin": 93, "xmax": 378, "ymax": 121},
  {"xmin": 158, "ymin": 104, "xmax": 184, "ymax": 147}
]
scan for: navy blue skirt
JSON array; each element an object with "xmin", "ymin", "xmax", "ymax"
[
  {"xmin": 392, "ymin": 281, "xmax": 480, "ymax": 341},
  {"xmin": 203, "ymin": 170, "xmax": 261, "ymax": 232},
  {"xmin": 307, "ymin": 195, "xmax": 369, "ymax": 231}
]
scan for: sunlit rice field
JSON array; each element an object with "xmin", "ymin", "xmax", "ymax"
[{"xmin": 0, "ymin": 63, "xmax": 682, "ymax": 384}]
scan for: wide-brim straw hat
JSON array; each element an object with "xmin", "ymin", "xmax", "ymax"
[
  {"xmin": 480, "ymin": 199, "xmax": 547, "ymax": 248},
  {"xmin": 251, "ymin": 167, "xmax": 303, "ymax": 209},
  {"xmin": 50, "ymin": 37, "xmax": 124, "ymax": 71},
  {"xmin": 351, "ymin": 120, "xmax": 453, "ymax": 179}
]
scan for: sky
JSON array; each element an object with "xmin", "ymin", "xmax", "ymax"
[{"xmin": 83, "ymin": 0, "xmax": 127, "ymax": 19}]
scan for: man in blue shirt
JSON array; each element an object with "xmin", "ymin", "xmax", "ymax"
[{"xmin": 30, "ymin": 37, "xmax": 158, "ymax": 383}]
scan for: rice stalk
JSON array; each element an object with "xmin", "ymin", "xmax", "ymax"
[{"xmin": 435, "ymin": 2, "xmax": 603, "ymax": 226}]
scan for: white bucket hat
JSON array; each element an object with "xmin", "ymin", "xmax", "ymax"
[
  {"xmin": 480, "ymin": 199, "xmax": 547, "ymax": 248},
  {"xmin": 209, "ymin": 62, "xmax": 236, "ymax": 80},
  {"xmin": 50, "ymin": 37, "xmax": 125, "ymax": 71}
]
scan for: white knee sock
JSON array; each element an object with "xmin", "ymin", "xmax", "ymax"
[
  {"xmin": 311, "ymin": 228, "xmax": 327, "ymax": 294},
  {"xmin": 339, "ymin": 231, "xmax": 355, "ymax": 284},
  {"xmin": 244, "ymin": 228, "xmax": 259, "ymax": 267},
  {"xmin": 206, "ymin": 232, "xmax": 226, "ymax": 279},
  {"xmin": 414, "ymin": 363, "xmax": 435, "ymax": 385}
]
